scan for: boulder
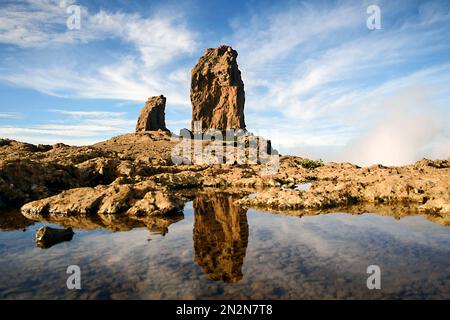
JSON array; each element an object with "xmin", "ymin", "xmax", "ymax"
[
  {"xmin": 35, "ymin": 226, "xmax": 74, "ymax": 248},
  {"xmin": 191, "ymin": 45, "xmax": 246, "ymax": 133},
  {"xmin": 136, "ymin": 95, "xmax": 168, "ymax": 132},
  {"xmin": 21, "ymin": 182, "xmax": 184, "ymax": 218}
]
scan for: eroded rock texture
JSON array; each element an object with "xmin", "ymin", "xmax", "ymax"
[
  {"xmin": 193, "ymin": 193, "xmax": 248, "ymax": 283},
  {"xmin": 1, "ymin": 134, "xmax": 449, "ymax": 227},
  {"xmin": 21, "ymin": 183, "xmax": 185, "ymax": 218},
  {"xmin": 191, "ymin": 45, "xmax": 246, "ymax": 132},
  {"xmin": 136, "ymin": 95, "xmax": 168, "ymax": 132},
  {"xmin": 20, "ymin": 181, "xmax": 185, "ymax": 235}
]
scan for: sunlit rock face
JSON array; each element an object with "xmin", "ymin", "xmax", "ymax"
[
  {"xmin": 20, "ymin": 186, "xmax": 184, "ymax": 235},
  {"xmin": 190, "ymin": 45, "xmax": 246, "ymax": 132},
  {"xmin": 193, "ymin": 193, "xmax": 249, "ymax": 283}
]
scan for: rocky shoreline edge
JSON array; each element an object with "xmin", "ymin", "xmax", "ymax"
[{"xmin": 1, "ymin": 132, "xmax": 449, "ymax": 228}]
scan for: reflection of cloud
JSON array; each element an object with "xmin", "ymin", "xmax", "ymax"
[{"xmin": 1, "ymin": 203, "xmax": 450, "ymax": 299}]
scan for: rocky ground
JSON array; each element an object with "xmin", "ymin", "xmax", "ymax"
[{"xmin": 1, "ymin": 132, "xmax": 449, "ymax": 227}]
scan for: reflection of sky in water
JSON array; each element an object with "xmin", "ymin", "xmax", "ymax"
[{"xmin": 0, "ymin": 200, "xmax": 449, "ymax": 300}]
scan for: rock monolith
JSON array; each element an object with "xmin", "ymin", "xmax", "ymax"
[
  {"xmin": 191, "ymin": 45, "xmax": 246, "ymax": 133},
  {"xmin": 136, "ymin": 95, "xmax": 168, "ymax": 132}
]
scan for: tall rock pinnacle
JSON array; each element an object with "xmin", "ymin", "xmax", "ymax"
[
  {"xmin": 136, "ymin": 95, "xmax": 169, "ymax": 132},
  {"xmin": 190, "ymin": 45, "xmax": 246, "ymax": 133}
]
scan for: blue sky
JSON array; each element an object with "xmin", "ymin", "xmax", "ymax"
[{"xmin": 0, "ymin": 0, "xmax": 449, "ymax": 166}]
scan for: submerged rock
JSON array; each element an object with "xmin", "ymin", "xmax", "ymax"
[
  {"xmin": 191, "ymin": 45, "xmax": 246, "ymax": 132},
  {"xmin": 35, "ymin": 226, "xmax": 74, "ymax": 249}
]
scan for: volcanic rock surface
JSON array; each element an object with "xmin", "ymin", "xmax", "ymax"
[
  {"xmin": 136, "ymin": 95, "xmax": 168, "ymax": 132},
  {"xmin": 1, "ymin": 134, "xmax": 449, "ymax": 226},
  {"xmin": 35, "ymin": 226, "xmax": 74, "ymax": 248},
  {"xmin": 191, "ymin": 45, "xmax": 246, "ymax": 132}
]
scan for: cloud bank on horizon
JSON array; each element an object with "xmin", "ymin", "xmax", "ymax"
[{"xmin": 0, "ymin": 0, "xmax": 449, "ymax": 166}]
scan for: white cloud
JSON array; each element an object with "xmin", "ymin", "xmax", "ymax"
[
  {"xmin": 49, "ymin": 109, "xmax": 126, "ymax": 117},
  {"xmin": 1, "ymin": 61, "xmax": 192, "ymax": 106},
  {"xmin": 166, "ymin": 118, "xmax": 191, "ymax": 127},
  {"xmin": 0, "ymin": 0, "xmax": 74, "ymax": 48},
  {"xmin": 0, "ymin": 112, "xmax": 20, "ymax": 119},
  {"xmin": 340, "ymin": 88, "xmax": 450, "ymax": 166},
  {"xmin": 86, "ymin": 10, "xmax": 195, "ymax": 68},
  {"xmin": 0, "ymin": 125, "xmax": 121, "ymax": 137},
  {"xmin": 0, "ymin": 134, "xmax": 100, "ymax": 146},
  {"xmin": 231, "ymin": 2, "xmax": 363, "ymax": 70},
  {"xmin": 225, "ymin": 1, "xmax": 450, "ymax": 165},
  {"xmin": 0, "ymin": 0, "xmax": 195, "ymax": 61},
  {"xmin": 0, "ymin": 0, "xmax": 196, "ymax": 105},
  {"xmin": 0, "ymin": 108, "xmax": 135, "ymax": 145}
]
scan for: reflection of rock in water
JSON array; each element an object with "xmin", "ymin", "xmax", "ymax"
[
  {"xmin": 0, "ymin": 209, "xmax": 34, "ymax": 231},
  {"xmin": 193, "ymin": 193, "xmax": 248, "ymax": 283},
  {"xmin": 21, "ymin": 212, "xmax": 183, "ymax": 235}
]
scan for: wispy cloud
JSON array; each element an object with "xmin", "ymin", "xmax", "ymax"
[
  {"xmin": 49, "ymin": 109, "xmax": 126, "ymax": 117},
  {"xmin": 0, "ymin": 0, "xmax": 196, "ymax": 105},
  {"xmin": 0, "ymin": 0, "xmax": 195, "ymax": 62},
  {"xmin": 0, "ymin": 112, "xmax": 20, "ymax": 119},
  {"xmin": 227, "ymin": 0, "xmax": 450, "ymax": 164},
  {"xmin": 0, "ymin": 108, "xmax": 135, "ymax": 145},
  {"xmin": 231, "ymin": 2, "xmax": 363, "ymax": 71},
  {"xmin": 0, "ymin": 0, "xmax": 77, "ymax": 48}
]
